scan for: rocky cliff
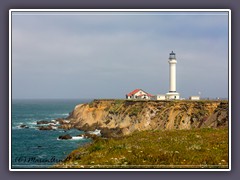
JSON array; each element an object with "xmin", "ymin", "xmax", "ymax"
[{"xmin": 61, "ymin": 99, "xmax": 228, "ymax": 137}]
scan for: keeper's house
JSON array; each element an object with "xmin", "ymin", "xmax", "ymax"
[{"xmin": 126, "ymin": 89, "xmax": 153, "ymax": 100}]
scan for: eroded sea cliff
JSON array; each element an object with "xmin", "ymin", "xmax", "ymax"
[{"xmin": 59, "ymin": 99, "xmax": 228, "ymax": 137}]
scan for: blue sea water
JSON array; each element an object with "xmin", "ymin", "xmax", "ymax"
[{"xmin": 11, "ymin": 99, "xmax": 92, "ymax": 169}]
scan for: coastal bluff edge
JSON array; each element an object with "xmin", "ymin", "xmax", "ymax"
[{"xmin": 59, "ymin": 99, "xmax": 228, "ymax": 138}]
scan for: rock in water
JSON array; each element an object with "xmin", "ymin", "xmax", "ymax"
[
  {"xmin": 37, "ymin": 120, "xmax": 51, "ymax": 125},
  {"xmin": 20, "ymin": 124, "xmax": 29, "ymax": 129},
  {"xmin": 58, "ymin": 134, "xmax": 72, "ymax": 140},
  {"xmin": 38, "ymin": 125, "xmax": 53, "ymax": 130}
]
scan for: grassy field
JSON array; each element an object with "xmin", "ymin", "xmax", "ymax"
[{"xmin": 55, "ymin": 128, "xmax": 229, "ymax": 169}]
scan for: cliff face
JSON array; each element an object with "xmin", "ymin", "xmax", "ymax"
[{"xmin": 63, "ymin": 100, "xmax": 228, "ymax": 137}]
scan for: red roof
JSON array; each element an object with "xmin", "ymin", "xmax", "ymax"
[
  {"xmin": 127, "ymin": 89, "xmax": 153, "ymax": 97},
  {"xmin": 127, "ymin": 89, "xmax": 141, "ymax": 96}
]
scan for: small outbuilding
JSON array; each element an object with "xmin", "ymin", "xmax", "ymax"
[
  {"xmin": 189, "ymin": 96, "xmax": 200, "ymax": 100},
  {"xmin": 151, "ymin": 94, "xmax": 166, "ymax": 100}
]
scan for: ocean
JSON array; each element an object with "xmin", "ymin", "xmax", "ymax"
[{"xmin": 11, "ymin": 99, "xmax": 92, "ymax": 169}]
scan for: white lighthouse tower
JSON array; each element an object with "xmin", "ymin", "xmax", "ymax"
[{"xmin": 166, "ymin": 51, "xmax": 180, "ymax": 100}]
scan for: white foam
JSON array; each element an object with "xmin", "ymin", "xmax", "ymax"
[
  {"xmin": 71, "ymin": 136, "xmax": 84, "ymax": 140},
  {"xmin": 27, "ymin": 122, "xmax": 36, "ymax": 125},
  {"xmin": 57, "ymin": 136, "xmax": 85, "ymax": 140},
  {"xmin": 88, "ymin": 129, "xmax": 101, "ymax": 136},
  {"xmin": 54, "ymin": 113, "xmax": 69, "ymax": 116}
]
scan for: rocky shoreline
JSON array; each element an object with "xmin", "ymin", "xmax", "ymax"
[{"xmin": 18, "ymin": 117, "xmax": 102, "ymax": 140}]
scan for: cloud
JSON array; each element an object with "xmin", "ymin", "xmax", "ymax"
[{"xmin": 11, "ymin": 11, "xmax": 229, "ymax": 99}]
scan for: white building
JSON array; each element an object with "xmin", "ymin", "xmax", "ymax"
[
  {"xmin": 126, "ymin": 89, "xmax": 152, "ymax": 100},
  {"xmin": 189, "ymin": 96, "xmax": 200, "ymax": 100},
  {"xmin": 165, "ymin": 51, "xmax": 180, "ymax": 100},
  {"xmin": 151, "ymin": 94, "xmax": 166, "ymax": 100}
]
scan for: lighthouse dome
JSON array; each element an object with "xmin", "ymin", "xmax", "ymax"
[{"xmin": 169, "ymin": 51, "xmax": 176, "ymax": 59}]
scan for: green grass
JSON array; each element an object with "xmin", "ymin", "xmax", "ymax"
[{"xmin": 55, "ymin": 128, "xmax": 229, "ymax": 169}]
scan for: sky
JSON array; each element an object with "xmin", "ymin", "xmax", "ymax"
[{"xmin": 11, "ymin": 11, "xmax": 229, "ymax": 99}]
